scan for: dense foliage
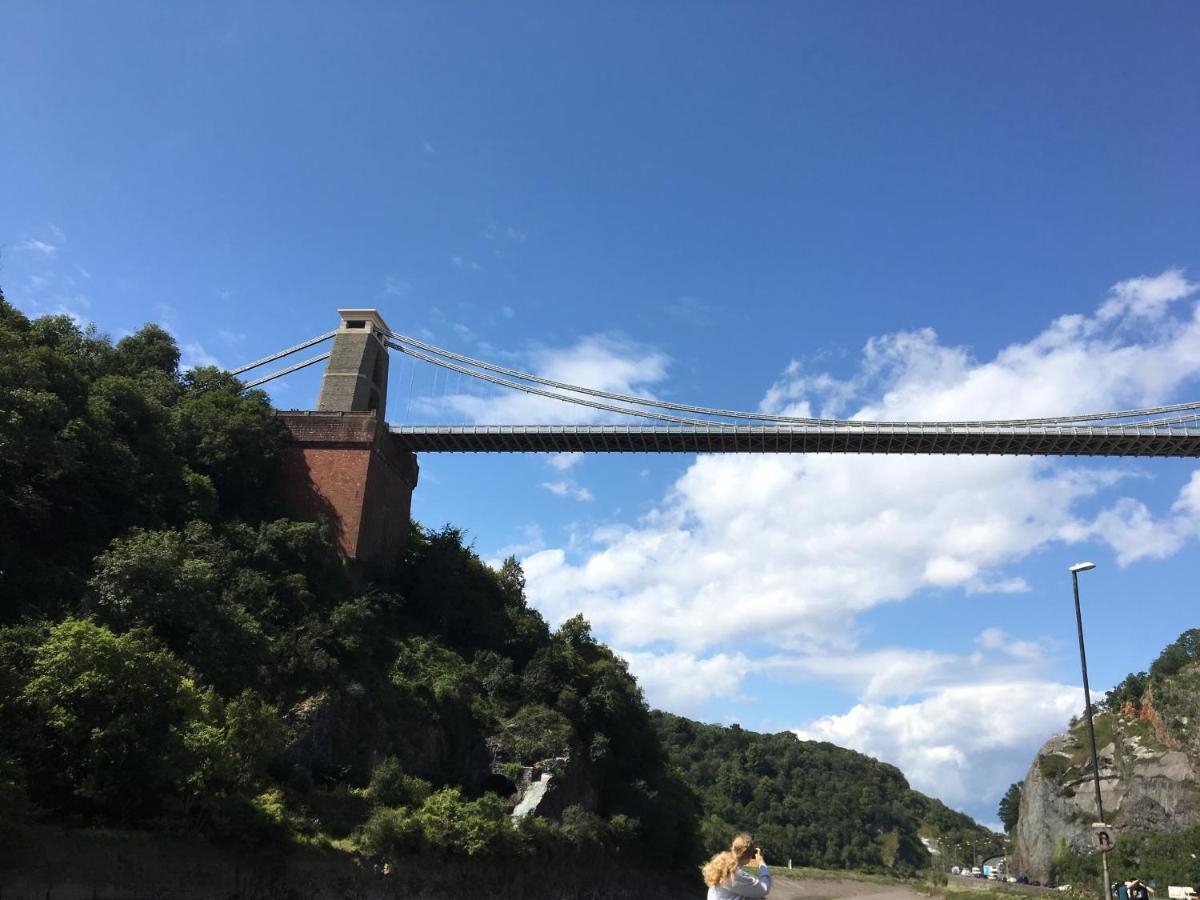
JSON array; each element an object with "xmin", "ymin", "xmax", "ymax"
[
  {"xmin": 0, "ymin": 296, "xmax": 698, "ymax": 864},
  {"xmin": 998, "ymin": 782, "xmax": 1022, "ymax": 834},
  {"xmin": 1104, "ymin": 628, "xmax": 1200, "ymax": 713},
  {"xmin": 1050, "ymin": 826, "xmax": 1200, "ymax": 888},
  {"xmin": 652, "ymin": 712, "xmax": 1001, "ymax": 873}
]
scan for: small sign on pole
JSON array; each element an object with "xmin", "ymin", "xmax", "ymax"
[{"xmin": 1092, "ymin": 822, "xmax": 1116, "ymax": 853}]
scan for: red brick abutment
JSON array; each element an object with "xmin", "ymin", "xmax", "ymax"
[{"xmin": 274, "ymin": 412, "xmax": 418, "ymax": 566}]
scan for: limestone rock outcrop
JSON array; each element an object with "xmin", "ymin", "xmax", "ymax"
[{"xmin": 1010, "ymin": 667, "xmax": 1200, "ymax": 881}]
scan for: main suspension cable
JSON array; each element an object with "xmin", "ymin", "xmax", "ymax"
[
  {"xmin": 242, "ymin": 351, "xmax": 331, "ymax": 389},
  {"xmin": 385, "ymin": 328, "xmax": 1200, "ymax": 428},
  {"xmin": 232, "ymin": 330, "xmax": 337, "ymax": 375},
  {"xmin": 387, "ymin": 341, "xmax": 737, "ymax": 428}
]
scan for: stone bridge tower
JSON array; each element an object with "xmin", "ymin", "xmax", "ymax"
[{"xmin": 275, "ymin": 309, "xmax": 418, "ymax": 567}]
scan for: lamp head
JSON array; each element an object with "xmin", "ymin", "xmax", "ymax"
[{"xmin": 1069, "ymin": 562, "xmax": 1097, "ymax": 573}]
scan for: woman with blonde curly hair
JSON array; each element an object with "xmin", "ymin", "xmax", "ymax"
[{"xmin": 702, "ymin": 832, "xmax": 772, "ymax": 898}]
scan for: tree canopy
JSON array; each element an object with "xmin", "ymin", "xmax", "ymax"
[{"xmin": 652, "ymin": 711, "xmax": 1001, "ymax": 874}]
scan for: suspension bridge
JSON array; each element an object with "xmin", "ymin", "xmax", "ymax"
[
  {"xmin": 237, "ymin": 308, "xmax": 1200, "ymax": 563},
  {"xmin": 242, "ymin": 309, "xmax": 1200, "ymax": 458}
]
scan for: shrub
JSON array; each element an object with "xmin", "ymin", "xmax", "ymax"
[
  {"xmin": 367, "ymin": 757, "xmax": 432, "ymax": 808},
  {"xmin": 359, "ymin": 806, "xmax": 422, "ymax": 856},
  {"xmin": 560, "ymin": 804, "xmax": 606, "ymax": 845},
  {"xmin": 21, "ymin": 618, "xmax": 194, "ymax": 817},
  {"xmin": 504, "ymin": 704, "xmax": 573, "ymax": 763},
  {"xmin": 414, "ymin": 787, "xmax": 513, "ymax": 857},
  {"xmin": 206, "ymin": 790, "xmax": 292, "ymax": 846}
]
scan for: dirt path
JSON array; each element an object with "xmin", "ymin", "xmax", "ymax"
[{"xmin": 767, "ymin": 875, "xmax": 931, "ymax": 900}]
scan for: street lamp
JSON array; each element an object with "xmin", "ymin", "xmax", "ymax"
[{"xmin": 1069, "ymin": 561, "xmax": 1110, "ymax": 900}]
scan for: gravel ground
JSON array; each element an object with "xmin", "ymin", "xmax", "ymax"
[{"xmin": 767, "ymin": 875, "xmax": 931, "ymax": 900}]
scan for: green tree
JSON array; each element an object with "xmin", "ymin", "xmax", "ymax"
[
  {"xmin": 998, "ymin": 781, "xmax": 1022, "ymax": 833},
  {"xmin": 1149, "ymin": 628, "xmax": 1200, "ymax": 680},
  {"xmin": 173, "ymin": 367, "xmax": 284, "ymax": 518},
  {"xmin": 21, "ymin": 619, "xmax": 195, "ymax": 817}
]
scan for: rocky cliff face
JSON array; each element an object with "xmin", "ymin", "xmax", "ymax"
[{"xmin": 1010, "ymin": 663, "xmax": 1200, "ymax": 881}]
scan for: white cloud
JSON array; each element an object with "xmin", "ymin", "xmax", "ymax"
[
  {"xmin": 483, "ymin": 224, "xmax": 528, "ymax": 244},
  {"xmin": 182, "ymin": 342, "xmax": 221, "ymax": 370},
  {"xmin": 524, "ymin": 453, "xmax": 1119, "ymax": 653},
  {"xmin": 795, "ymin": 681, "xmax": 1082, "ymax": 809},
  {"xmin": 620, "ymin": 631, "xmax": 1065, "ymax": 724},
  {"xmin": 1082, "ymin": 473, "xmax": 1200, "ymax": 565},
  {"xmin": 524, "ymin": 269, "xmax": 1200, "ymax": 654},
  {"xmin": 218, "ymin": 329, "xmax": 246, "ymax": 346},
  {"xmin": 426, "ymin": 334, "xmax": 670, "ymax": 425},
  {"xmin": 384, "ymin": 275, "xmax": 412, "ymax": 297},
  {"xmin": 619, "ymin": 650, "xmax": 755, "ymax": 715},
  {"xmin": 17, "ymin": 238, "xmax": 58, "ymax": 257},
  {"xmin": 540, "ymin": 480, "xmax": 593, "ymax": 502},
  {"xmin": 1097, "ymin": 268, "xmax": 1197, "ymax": 322},
  {"xmin": 501, "ymin": 305, "xmax": 515, "ymax": 319},
  {"xmin": 488, "ymin": 524, "xmax": 546, "ymax": 564},
  {"xmin": 548, "ymin": 452, "xmax": 583, "ymax": 471},
  {"xmin": 514, "ymin": 267, "xmax": 1200, "ymax": 815}
]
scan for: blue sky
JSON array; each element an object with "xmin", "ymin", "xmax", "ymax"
[{"xmin": 4, "ymin": 1, "xmax": 1199, "ymax": 825}]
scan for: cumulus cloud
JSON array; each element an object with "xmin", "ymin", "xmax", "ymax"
[
  {"xmin": 619, "ymin": 650, "xmax": 755, "ymax": 715},
  {"xmin": 795, "ymin": 681, "xmax": 1082, "ymax": 809},
  {"xmin": 513, "ymin": 267, "xmax": 1200, "ymax": 815},
  {"xmin": 540, "ymin": 480, "xmax": 593, "ymax": 502},
  {"xmin": 548, "ymin": 452, "xmax": 583, "ymax": 471},
  {"xmin": 621, "ymin": 629, "xmax": 1066, "ymax": 714},
  {"xmin": 523, "ymin": 269, "xmax": 1200, "ymax": 653},
  {"xmin": 524, "ymin": 453, "xmax": 1122, "ymax": 653},
  {"xmin": 1097, "ymin": 268, "xmax": 1197, "ymax": 323},
  {"xmin": 424, "ymin": 334, "xmax": 670, "ymax": 425},
  {"xmin": 182, "ymin": 342, "xmax": 221, "ymax": 370},
  {"xmin": 1083, "ymin": 471, "xmax": 1200, "ymax": 565}
]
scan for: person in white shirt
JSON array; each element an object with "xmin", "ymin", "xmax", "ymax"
[{"xmin": 702, "ymin": 832, "xmax": 772, "ymax": 899}]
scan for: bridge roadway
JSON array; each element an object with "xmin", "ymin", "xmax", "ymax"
[{"xmin": 389, "ymin": 423, "xmax": 1200, "ymax": 456}]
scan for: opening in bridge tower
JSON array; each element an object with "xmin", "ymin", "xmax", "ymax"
[{"xmin": 317, "ymin": 309, "xmax": 391, "ymax": 419}]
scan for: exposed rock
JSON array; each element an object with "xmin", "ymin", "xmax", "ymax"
[
  {"xmin": 1011, "ymin": 673, "xmax": 1200, "ymax": 882},
  {"xmin": 285, "ymin": 685, "xmax": 492, "ymax": 790},
  {"xmin": 507, "ymin": 752, "xmax": 598, "ymax": 821},
  {"xmin": 284, "ymin": 686, "xmax": 387, "ymax": 782}
]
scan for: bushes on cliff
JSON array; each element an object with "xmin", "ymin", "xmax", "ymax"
[
  {"xmin": 652, "ymin": 711, "xmax": 999, "ymax": 873},
  {"xmin": 0, "ymin": 297, "xmax": 286, "ymax": 615},
  {"xmin": 8, "ymin": 618, "xmax": 288, "ymax": 820},
  {"xmin": 360, "ymin": 788, "xmax": 513, "ymax": 858},
  {"xmin": 1051, "ymin": 825, "xmax": 1200, "ymax": 888},
  {"xmin": 1102, "ymin": 628, "xmax": 1200, "ymax": 714},
  {"xmin": 0, "ymin": 296, "xmax": 702, "ymax": 865}
]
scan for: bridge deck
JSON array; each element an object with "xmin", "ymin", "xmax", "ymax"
[{"xmin": 389, "ymin": 424, "xmax": 1200, "ymax": 456}]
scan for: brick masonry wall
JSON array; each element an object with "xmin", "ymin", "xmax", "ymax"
[{"xmin": 274, "ymin": 412, "xmax": 418, "ymax": 564}]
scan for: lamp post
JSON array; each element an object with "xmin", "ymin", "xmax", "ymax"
[{"xmin": 1069, "ymin": 561, "xmax": 1110, "ymax": 900}]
